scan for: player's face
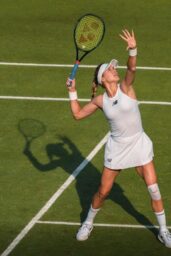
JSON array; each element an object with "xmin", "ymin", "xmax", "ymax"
[{"xmin": 102, "ymin": 65, "xmax": 120, "ymax": 84}]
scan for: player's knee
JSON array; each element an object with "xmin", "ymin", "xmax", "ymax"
[{"xmin": 147, "ymin": 183, "xmax": 161, "ymax": 201}]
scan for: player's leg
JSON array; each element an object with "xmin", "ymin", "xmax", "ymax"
[
  {"xmin": 92, "ymin": 167, "xmax": 121, "ymax": 208},
  {"xmin": 136, "ymin": 161, "xmax": 171, "ymax": 248},
  {"xmin": 76, "ymin": 166, "xmax": 120, "ymax": 241}
]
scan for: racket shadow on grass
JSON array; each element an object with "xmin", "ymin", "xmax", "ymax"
[
  {"xmin": 18, "ymin": 119, "xmax": 46, "ymax": 163},
  {"xmin": 18, "ymin": 121, "xmax": 158, "ymax": 236},
  {"xmin": 18, "ymin": 118, "xmax": 66, "ymax": 171}
]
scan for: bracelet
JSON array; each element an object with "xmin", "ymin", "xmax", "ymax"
[
  {"xmin": 129, "ymin": 48, "xmax": 137, "ymax": 57},
  {"xmin": 69, "ymin": 91, "xmax": 78, "ymax": 100}
]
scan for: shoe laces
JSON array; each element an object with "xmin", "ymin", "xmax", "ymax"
[
  {"xmin": 161, "ymin": 230, "xmax": 171, "ymax": 240},
  {"xmin": 81, "ymin": 223, "xmax": 92, "ymax": 231}
]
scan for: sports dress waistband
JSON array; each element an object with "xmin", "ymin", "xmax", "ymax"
[{"xmin": 110, "ymin": 130, "xmax": 144, "ymax": 143}]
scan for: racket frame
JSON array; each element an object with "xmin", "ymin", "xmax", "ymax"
[{"xmin": 68, "ymin": 13, "xmax": 105, "ymax": 85}]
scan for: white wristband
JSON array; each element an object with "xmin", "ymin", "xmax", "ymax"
[
  {"xmin": 69, "ymin": 91, "xmax": 78, "ymax": 100},
  {"xmin": 129, "ymin": 48, "xmax": 137, "ymax": 57}
]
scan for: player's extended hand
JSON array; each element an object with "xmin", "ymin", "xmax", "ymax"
[{"xmin": 119, "ymin": 29, "xmax": 136, "ymax": 50}]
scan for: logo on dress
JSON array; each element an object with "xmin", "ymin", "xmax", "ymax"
[
  {"xmin": 107, "ymin": 158, "xmax": 112, "ymax": 162},
  {"xmin": 112, "ymin": 100, "xmax": 118, "ymax": 106}
]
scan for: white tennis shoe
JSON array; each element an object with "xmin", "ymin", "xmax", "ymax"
[
  {"xmin": 76, "ymin": 222, "xmax": 93, "ymax": 241},
  {"xmin": 158, "ymin": 229, "xmax": 171, "ymax": 248}
]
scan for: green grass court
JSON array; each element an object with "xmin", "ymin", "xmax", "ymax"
[{"xmin": 0, "ymin": 0, "xmax": 171, "ymax": 255}]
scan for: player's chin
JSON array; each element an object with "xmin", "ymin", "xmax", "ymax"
[{"xmin": 115, "ymin": 76, "xmax": 120, "ymax": 82}]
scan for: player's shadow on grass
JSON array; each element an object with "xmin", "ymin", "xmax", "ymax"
[{"xmin": 22, "ymin": 130, "xmax": 158, "ymax": 236}]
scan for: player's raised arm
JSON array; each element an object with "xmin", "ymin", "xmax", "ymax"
[
  {"xmin": 66, "ymin": 79, "xmax": 99, "ymax": 120},
  {"xmin": 119, "ymin": 29, "xmax": 137, "ymax": 92}
]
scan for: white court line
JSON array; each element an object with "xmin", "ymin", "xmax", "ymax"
[
  {"xmin": 1, "ymin": 132, "xmax": 109, "ymax": 256},
  {"xmin": 0, "ymin": 95, "xmax": 171, "ymax": 105},
  {"xmin": 0, "ymin": 95, "xmax": 90, "ymax": 102},
  {"xmin": 36, "ymin": 220, "xmax": 171, "ymax": 230},
  {"xmin": 139, "ymin": 101, "xmax": 171, "ymax": 106},
  {"xmin": 0, "ymin": 96, "xmax": 71, "ymax": 101},
  {"xmin": 0, "ymin": 61, "xmax": 171, "ymax": 70}
]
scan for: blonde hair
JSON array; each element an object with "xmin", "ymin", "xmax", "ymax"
[
  {"xmin": 91, "ymin": 82, "xmax": 98, "ymax": 99},
  {"xmin": 91, "ymin": 63, "xmax": 103, "ymax": 99}
]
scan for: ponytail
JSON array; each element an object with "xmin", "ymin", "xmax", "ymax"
[
  {"xmin": 91, "ymin": 63, "xmax": 103, "ymax": 99},
  {"xmin": 91, "ymin": 82, "xmax": 98, "ymax": 99}
]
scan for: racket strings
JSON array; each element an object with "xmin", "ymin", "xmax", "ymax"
[
  {"xmin": 75, "ymin": 15, "xmax": 105, "ymax": 52},
  {"xmin": 18, "ymin": 119, "xmax": 46, "ymax": 139}
]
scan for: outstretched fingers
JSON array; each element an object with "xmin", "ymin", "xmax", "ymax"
[
  {"xmin": 120, "ymin": 29, "xmax": 134, "ymax": 40},
  {"xmin": 119, "ymin": 28, "xmax": 136, "ymax": 49},
  {"xmin": 123, "ymin": 29, "xmax": 131, "ymax": 37},
  {"xmin": 119, "ymin": 33, "xmax": 127, "ymax": 41}
]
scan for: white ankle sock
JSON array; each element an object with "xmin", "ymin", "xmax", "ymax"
[
  {"xmin": 155, "ymin": 210, "xmax": 167, "ymax": 231},
  {"xmin": 85, "ymin": 205, "xmax": 100, "ymax": 225}
]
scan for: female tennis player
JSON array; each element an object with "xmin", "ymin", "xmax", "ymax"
[{"xmin": 66, "ymin": 29, "xmax": 171, "ymax": 248}]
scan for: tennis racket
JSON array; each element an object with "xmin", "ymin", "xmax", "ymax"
[
  {"xmin": 18, "ymin": 119, "xmax": 46, "ymax": 143},
  {"xmin": 67, "ymin": 13, "xmax": 105, "ymax": 86}
]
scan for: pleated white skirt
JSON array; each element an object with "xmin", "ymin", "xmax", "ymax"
[{"xmin": 104, "ymin": 131, "xmax": 154, "ymax": 170}]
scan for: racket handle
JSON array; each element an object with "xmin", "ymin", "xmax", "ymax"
[{"xmin": 67, "ymin": 61, "xmax": 80, "ymax": 87}]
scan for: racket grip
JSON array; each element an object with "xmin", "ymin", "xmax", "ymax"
[{"xmin": 67, "ymin": 61, "xmax": 80, "ymax": 87}]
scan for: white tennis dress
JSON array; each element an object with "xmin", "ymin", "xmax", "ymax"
[{"xmin": 103, "ymin": 85, "xmax": 154, "ymax": 169}]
